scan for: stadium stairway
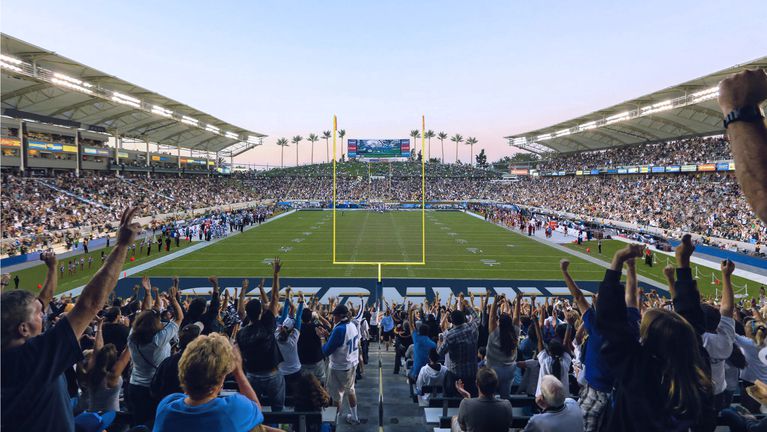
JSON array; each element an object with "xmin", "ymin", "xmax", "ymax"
[{"xmin": 338, "ymin": 343, "xmax": 429, "ymax": 432}]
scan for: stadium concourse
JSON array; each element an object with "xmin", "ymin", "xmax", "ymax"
[{"xmin": 4, "ymin": 33, "xmax": 767, "ymax": 432}]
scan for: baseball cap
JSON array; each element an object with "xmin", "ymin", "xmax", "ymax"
[
  {"xmin": 281, "ymin": 317, "xmax": 295, "ymax": 331},
  {"xmin": 74, "ymin": 411, "xmax": 116, "ymax": 432},
  {"xmin": 332, "ymin": 304, "xmax": 349, "ymax": 316}
]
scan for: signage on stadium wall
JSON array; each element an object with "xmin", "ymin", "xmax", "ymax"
[
  {"xmin": 651, "ymin": 166, "xmax": 665, "ymax": 173},
  {"xmin": 117, "ymin": 151, "xmax": 129, "ymax": 158},
  {"xmin": 151, "ymin": 155, "xmax": 172, "ymax": 162},
  {"xmin": 640, "ymin": 166, "xmax": 649, "ymax": 173},
  {"xmin": 510, "ymin": 168, "xmax": 529, "ymax": 175},
  {"xmin": 627, "ymin": 167, "xmax": 639, "ymax": 174},
  {"xmin": 576, "ymin": 170, "xmax": 583, "ymax": 176},
  {"xmin": 666, "ymin": 165, "xmax": 681, "ymax": 173},
  {"xmin": 108, "ymin": 277, "xmax": 664, "ymax": 303},
  {"xmin": 27, "ymin": 140, "xmax": 78, "ymax": 153},
  {"xmin": 716, "ymin": 162, "xmax": 731, "ymax": 171},
  {"xmin": 590, "ymin": 169, "xmax": 600, "ymax": 175},
  {"xmin": 617, "ymin": 168, "xmax": 627, "ymax": 174},
  {"xmin": 698, "ymin": 163, "xmax": 716, "ymax": 172},
  {"xmin": 84, "ymin": 147, "xmax": 110, "ymax": 156},
  {"xmin": 0, "ymin": 137, "xmax": 20, "ymax": 147},
  {"xmin": 728, "ymin": 162, "xmax": 735, "ymax": 171},
  {"xmin": 681, "ymin": 164, "xmax": 697, "ymax": 172}
]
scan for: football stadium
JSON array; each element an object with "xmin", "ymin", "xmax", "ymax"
[{"xmin": 2, "ymin": 3, "xmax": 767, "ymax": 432}]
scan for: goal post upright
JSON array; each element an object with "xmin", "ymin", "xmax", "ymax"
[{"xmin": 331, "ymin": 115, "xmax": 427, "ymax": 280}]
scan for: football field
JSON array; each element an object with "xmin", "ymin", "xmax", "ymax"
[{"xmin": 144, "ymin": 210, "xmax": 606, "ymax": 281}]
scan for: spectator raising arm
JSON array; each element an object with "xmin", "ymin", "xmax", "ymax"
[
  {"xmin": 270, "ymin": 258, "xmax": 282, "ymax": 316},
  {"xmin": 718, "ymin": 69, "xmax": 767, "ymax": 223},
  {"xmin": 720, "ymin": 260, "xmax": 735, "ymax": 318},
  {"xmin": 140, "ymin": 276, "xmax": 152, "ymax": 311},
  {"xmin": 560, "ymin": 259, "xmax": 589, "ymax": 314},
  {"xmin": 169, "ymin": 284, "xmax": 184, "ymax": 326},
  {"xmin": 38, "ymin": 251, "xmax": 57, "ymax": 310},
  {"xmin": 238, "ymin": 279, "xmax": 248, "ymax": 319},
  {"xmin": 625, "ymin": 258, "xmax": 639, "ymax": 310},
  {"xmin": 68, "ymin": 207, "xmax": 140, "ymax": 339}
]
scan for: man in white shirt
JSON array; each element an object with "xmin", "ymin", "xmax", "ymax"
[
  {"xmin": 701, "ymin": 260, "xmax": 736, "ymax": 409},
  {"xmin": 322, "ymin": 304, "xmax": 361, "ymax": 425},
  {"xmin": 524, "ymin": 375, "xmax": 584, "ymax": 432}
]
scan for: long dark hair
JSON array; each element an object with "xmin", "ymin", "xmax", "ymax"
[
  {"xmin": 130, "ymin": 310, "xmax": 163, "ymax": 345},
  {"xmin": 87, "ymin": 343, "xmax": 118, "ymax": 388},
  {"xmin": 293, "ymin": 372, "xmax": 330, "ymax": 411},
  {"xmin": 640, "ymin": 308, "xmax": 713, "ymax": 418},
  {"xmin": 547, "ymin": 338, "xmax": 565, "ymax": 380},
  {"xmin": 498, "ymin": 313, "xmax": 517, "ymax": 356}
]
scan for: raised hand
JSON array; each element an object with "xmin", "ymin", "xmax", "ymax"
[
  {"xmin": 242, "ymin": 279, "xmax": 249, "ymax": 289},
  {"xmin": 663, "ymin": 265, "xmax": 675, "ymax": 283},
  {"xmin": 117, "ymin": 207, "xmax": 141, "ymax": 246},
  {"xmin": 141, "ymin": 275, "xmax": 151, "ymax": 291},
  {"xmin": 208, "ymin": 275, "xmax": 219, "ymax": 286},
  {"xmin": 41, "ymin": 250, "xmax": 57, "ymax": 268},
  {"xmin": 272, "ymin": 257, "xmax": 282, "ymax": 274},
  {"xmin": 721, "ymin": 259, "xmax": 735, "ymax": 277},
  {"xmin": 559, "ymin": 259, "xmax": 570, "ymax": 272},
  {"xmin": 675, "ymin": 234, "xmax": 695, "ymax": 268}
]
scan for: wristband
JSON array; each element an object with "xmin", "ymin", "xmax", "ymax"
[{"xmin": 723, "ymin": 105, "xmax": 764, "ymax": 129}]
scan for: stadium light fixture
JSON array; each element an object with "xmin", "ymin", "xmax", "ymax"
[
  {"xmin": 225, "ymin": 131, "xmax": 239, "ymax": 140},
  {"xmin": 205, "ymin": 125, "xmax": 220, "ymax": 134},
  {"xmin": 247, "ymin": 136, "xmax": 260, "ymax": 144},
  {"xmin": 181, "ymin": 116, "xmax": 199, "ymax": 126},
  {"xmin": 151, "ymin": 105, "xmax": 173, "ymax": 118},
  {"xmin": 0, "ymin": 54, "xmax": 22, "ymax": 64}
]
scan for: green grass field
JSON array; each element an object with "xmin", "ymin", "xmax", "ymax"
[
  {"xmin": 8, "ymin": 239, "xmax": 198, "ymax": 295},
  {"xmin": 11, "ymin": 211, "xmax": 762, "ymax": 298},
  {"xmin": 144, "ymin": 210, "xmax": 606, "ymax": 281},
  {"xmin": 566, "ymin": 240, "xmax": 764, "ymax": 298}
]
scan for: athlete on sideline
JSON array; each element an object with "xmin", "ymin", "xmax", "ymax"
[{"xmin": 323, "ymin": 304, "xmax": 361, "ymax": 425}]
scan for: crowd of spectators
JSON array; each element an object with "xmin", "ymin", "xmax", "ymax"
[
  {"xmin": 535, "ymin": 136, "xmax": 733, "ymax": 171},
  {"xmin": 3, "ymin": 168, "xmax": 765, "ymax": 255},
  {"xmin": 4, "ymin": 215, "xmax": 767, "ymax": 431}
]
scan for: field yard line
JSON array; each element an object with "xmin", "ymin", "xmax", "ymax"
[
  {"xmin": 57, "ymin": 210, "xmax": 297, "ymax": 298},
  {"xmin": 487, "ymin": 218, "xmax": 668, "ymax": 291}
]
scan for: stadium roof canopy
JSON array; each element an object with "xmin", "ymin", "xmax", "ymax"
[
  {"xmin": 0, "ymin": 33, "xmax": 266, "ymax": 156},
  {"xmin": 505, "ymin": 57, "xmax": 767, "ymax": 154}
]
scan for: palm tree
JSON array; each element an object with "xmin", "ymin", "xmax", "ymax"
[
  {"xmin": 437, "ymin": 132, "xmax": 447, "ymax": 163},
  {"xmin": 425, "ymin": 130, "xmax": 435, "ymax": 161},
  {"xmin": 291, "ymin": 135, "xmax": 303, "ymax": 166},
  {"xmin": 338, "ymin": 129, "xmax": 346, "ymax": 160},
  {"xmin": 322, "ymin": 130, "xmax": 331, "ymax": 163},
  {"xmin": 276, "ymin": 138, "xmax": 289, "ymax": 168},
  {"xmin": 450, "ymin": 134, "xmax": 464, "ymax": 163},
  {"xmin": 307, "ymin": 133, "xmax": 319, "ymax": 165},
  {"xmin": 465, "ymin": 137, "xmax": 478, "ymax": 166},
  {"xmin": 409, "ymin": 130, "xmax": 421, "ymax": 159}
]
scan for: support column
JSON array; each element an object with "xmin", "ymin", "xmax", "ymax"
[
  {"xmin": 75, "ymin": 130, "xmax": 81, "ymax": 177},
  {"xmin": 206, "ymin": 151, "xmax": 210, "ymax": 177},
  {"xmin": 18, "ymin": 119, "xmax": 26, "ymax": 175},
  {"xmin": 145, "ymin": 140, "xmax": 150, "ymax": 179},
  {"xmin": 114, "ymin": 133, "xmax": 121, "ymax": 177},
  {"xmin": 177, "ymin": 144, "xmax": 182, "ymax": 177}
]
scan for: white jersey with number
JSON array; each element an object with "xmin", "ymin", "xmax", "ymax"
[{"xmin": 329, "ymin": 321, "xmax": 360, "ymax": 370}]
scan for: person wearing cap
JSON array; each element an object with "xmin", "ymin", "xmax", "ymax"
[
  {"xmin": 323, "ymin": 303, "xmax": 361, "ymax": 425},
  {"xmin": 102, "ymin": 306, "xmax": 129, "ymax": 353},
  {"xmin": 1, "ymin": 207, "xmax": 140, "ymax": 432},
  {"xmin": 275, "ymin": 288, "xmax": 305, "ymax": 399}
]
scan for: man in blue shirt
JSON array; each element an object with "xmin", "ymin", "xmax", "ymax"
[
  {"xmin": 1, "ymin": 207, "xmax": 140, "ymax": 432},
  {"xmin": 380, "ymin": 310, "xmax": 395, "ymax": 351}
]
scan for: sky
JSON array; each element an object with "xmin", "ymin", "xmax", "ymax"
[{"xmin": 2, "ymin": 0, "xmax": 766, "ymax": 167}]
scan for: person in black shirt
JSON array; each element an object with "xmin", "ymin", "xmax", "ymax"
[
  {"xmin": 237, "ymin": 261, "xmax": 286, "ymax": 411},
  {"xmin": 180, "ymin": 276, "xmax": 222, "ymax": 335},
  {"xmin": 101, "ymin": 306, "xmax": 129, "ymax": 353},
  {"xmin": 298, "ymin": 306, "xmax": 331, "ymax": 384}
]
